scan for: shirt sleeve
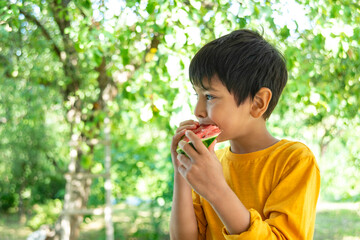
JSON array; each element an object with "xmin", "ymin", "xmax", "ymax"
[
  {"xmin": 222, "ymin": 156, "xmax": 320, "ymax": 240},
  {"xmin": 192, "ymin": 189, "xmax": 207, "ymax": 240}
]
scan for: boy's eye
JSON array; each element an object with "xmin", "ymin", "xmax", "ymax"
[{"xmin": 205, "ymin": 94, "xmax": 215, "ymax": 100}]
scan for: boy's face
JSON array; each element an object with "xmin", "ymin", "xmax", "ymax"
[{"xmin": 193, "ymin": 75, "xmax": 254, "ymax": 143}]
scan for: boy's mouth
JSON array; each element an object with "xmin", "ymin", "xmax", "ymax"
[
  {"xmin": 198, "ymin": 122, "xmax": 221, "ymax": 130},
  {"xmin": 198, "ymin": 121, "xmax": 217, "ymax": 126}
]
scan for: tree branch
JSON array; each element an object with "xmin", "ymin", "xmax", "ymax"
[
  {"xmin": 50, "ymin": 0, "xmax": 81, "ymax": 98},
  {"xmin": 95, "ymin": 56, "xmax": 118, "ymax": 107},
  {"xmin": 19, "ymin": 9, "xmax": 62, "ymax": 61}
]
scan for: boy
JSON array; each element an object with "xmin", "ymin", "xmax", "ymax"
[{"xmin": 170, "ymin": 29, "xmax": 320, "ymax": 239}]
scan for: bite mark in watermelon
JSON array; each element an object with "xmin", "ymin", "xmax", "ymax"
[{"xmin": 176, "ymin": 125, "xmax": 221, "ymax": 155}]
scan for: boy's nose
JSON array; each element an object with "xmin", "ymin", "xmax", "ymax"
[{"xmin": 194, "ymin": 99, "xmax": 207, "ymax": 119}]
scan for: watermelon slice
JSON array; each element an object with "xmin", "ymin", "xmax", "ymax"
[{"xmin": 176, "ymin": 125, "xmax": 221, "ymax": 155}]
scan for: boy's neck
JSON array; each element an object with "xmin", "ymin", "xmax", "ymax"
[{"xmin": 229, "ymin": 122, "xmax": 279, "ymax": 154}]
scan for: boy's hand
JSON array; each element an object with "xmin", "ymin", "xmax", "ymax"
[
  {"xmin": 170, "ymin": 120, "xmax": 201, "ymax": 239},
  {"xmin": 170, "ymin": 120, "xmax": 200, "ymax": 170},
  {"xmin": 177, "ymin": 130, "xmax": 228, "ymax": 202}
]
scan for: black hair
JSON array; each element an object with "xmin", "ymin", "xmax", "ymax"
[{"xmin": 189, "ymin": 29, "xmax": 288, "ymax": 119}]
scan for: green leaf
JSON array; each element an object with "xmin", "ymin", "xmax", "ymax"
[
  {"xmin": 121, "ymin": 48, "xmax": 130, "ymax": 65},
  {"xmin": 238, "ymin": 17, "xmax": 247, "ymax": 28},
  {"xmin": 146, "ymin": 1, "xmax": 156, "ymax": 14},
  {"xmin": 93, "ymin": 48, "xmax": 103, "ymax": 66},
  {"xmin": 81, "ymin": 155, "xmax": 93, "ymax": 170},
  {"xmin": 313, "ymin": 33, "xmax": 325, "ymax": 49},
  {"xmin": 81, "ymin": 0, "xmax": 91, "ymax": 9},
  {"xmin": 280, "ymin": 25, "xmax": 290, "ymax": 40},
  {"xmin": 330, "ymin": 6, "xmax": 337, "ymax": 18},
  {"xmin": 253, "ymin": 5, "xmax": 260, "ymax": 18},
  {"xmin": 74, "ymin": 42, "xmax": 85, "ymax": 52}
]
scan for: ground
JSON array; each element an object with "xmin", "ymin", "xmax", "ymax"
[{"xmin": 1, "ymin": 201, "xmax": 359, "ymax": 240}]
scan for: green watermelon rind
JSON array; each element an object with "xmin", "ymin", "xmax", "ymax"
[{"xmin": 176, "ymin": 133, "xmax": 219, "ymax": 156}]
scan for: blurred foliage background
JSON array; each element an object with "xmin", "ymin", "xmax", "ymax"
[{"xmin": 0, "ymin": 0, "xmax": 359, "ymax": 239}]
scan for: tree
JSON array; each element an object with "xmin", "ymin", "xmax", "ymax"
[
  {"xmin": 1, "ymin": 0, "xmax": 359, "ymax": 239},
  {"xmin": 1, "ymin": 0, "xmax": 118, "ymax": 238},
  {"xmin": 0, "ymin": 78, "xmax": 67, "ymax": 221}
]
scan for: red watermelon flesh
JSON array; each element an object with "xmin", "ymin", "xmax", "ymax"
[{"xmin": 176, "ymin": 125, "xmax": 221, "ymax": 155}]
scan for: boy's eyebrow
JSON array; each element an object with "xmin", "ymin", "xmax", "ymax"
[{"xmin": 193, "ymin": 85, "xmax": 218, "ymax": 92}]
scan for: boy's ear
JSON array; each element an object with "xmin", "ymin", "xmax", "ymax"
[{"xmin": 250, "ymin": 87, "xmax": 272, "ymax": 118}]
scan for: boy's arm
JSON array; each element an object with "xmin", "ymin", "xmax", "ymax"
[
  {"xmin": 177, "ymin": 130, "xmax": 250, "ymax": 234},
  {"xmin": 219, "ymin": 155, "xmax": 320, "ymax": 239},
  {"xmin": 170, "ymin": 172, "xmax": 198, "ymax": 240},
  {"xmin": 207, "ymin": 183, "xmax": 251, "ymax": 234},
  {"xmin": 169, "ymin": 121, "xmax": 200, "ymax": 240}
]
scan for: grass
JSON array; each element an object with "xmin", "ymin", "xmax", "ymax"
[
  {"xmin": 1, "ymin": 202, "xmax": 359, "ymax": 240},
  {"xmin": 77, "ymin": 203, "xmax": 170, "ymax": 240},
  {"xmin": 314, "ymin": 202, "xmax": 360, "ymax": 240},
  {"xmin": 0, "ymin": 214, "xmax": 32, "ymax": 240},
  {"xmin": 314, "ymin": 209, "xmax": 360, "ymax": 240}
]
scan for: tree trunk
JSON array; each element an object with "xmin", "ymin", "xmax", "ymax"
[
  {"xmin": 60, "ymin": 123, "xmax": 93, "ymax": 240},
  {"xmin": 104, "ymin": 116, "xmax": 114, "ymax": 240},
  {"xmin": 20, "ymin": 2, "xmax": 118, "ymax": 238},
  {"xmin": 47, "ymin": 1, "xmax": 92, "ymax": 238}
]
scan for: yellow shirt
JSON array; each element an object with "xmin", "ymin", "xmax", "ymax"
[{"xmin": 192, "ymin": 139, "xmax": 320, "ymax": 240}]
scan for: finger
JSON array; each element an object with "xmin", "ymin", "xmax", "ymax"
[
  {"xmin": 177, "ymin": 164, "xmax": 187, "ymax": 178},
  {"xmin": 178, "ymin": 139, "xmax": 199, "ymax": 159},
  {"xmin": 171, "ymin": 129, "xmax": 187, "ymax": 153},
  {"xmin": 179, "ymin": 120, "xmax": 199, "ymax": 127},
  {"xmin": 176, "ymin": 124, "xmax": 198, "ymax": 134},
  {"xmin": 184, "ymin": 130, "xmax": 207, "ymax": 154},
  {"xmin": 177, "ymin": 154, "xmax": 192, "ymax": 168}
]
